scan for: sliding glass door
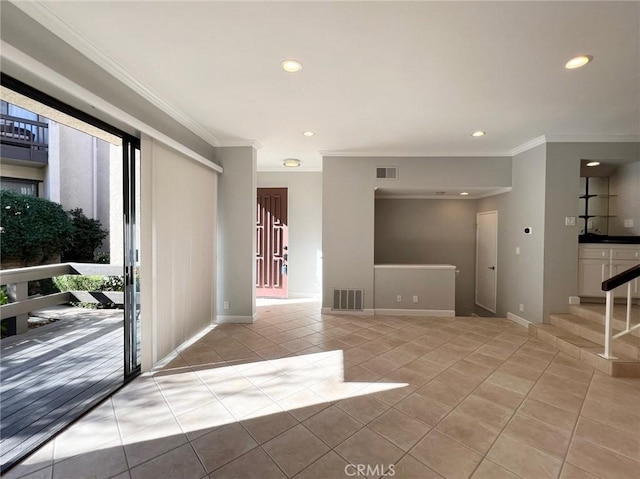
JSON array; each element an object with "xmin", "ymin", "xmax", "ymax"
[{"xmin": 123, "ymin": 139, "xmax": 141, "ymax": 378}]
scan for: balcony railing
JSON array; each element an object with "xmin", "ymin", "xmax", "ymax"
[
  {"xmin": 0, "ymin": 263, "xmax": 124, "ymax": 335},
  {"xmin": 0, "ymin": 114, "xmax": 48, "ymax": 165}
]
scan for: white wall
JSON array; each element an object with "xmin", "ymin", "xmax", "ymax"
[
  {"xmin": 217, "ymin": 146, "xmax": 257, "ymax": 322},
  {"xmin": 257, "ymin": 172, "xmax": 322, "ymax": 296},
  {"xmin": 322, "ymin": 155, "xmax": 511, "ymax": 311},
  {"xmin": 610, "ymin": 161, "xmax": 640, "ymax": 236},
  {"xmin": 140, "ymin": 135, "xmax": 218, "ymax": 371}
]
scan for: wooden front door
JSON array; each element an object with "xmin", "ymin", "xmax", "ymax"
[{"xmin": 256, "ymin": 188, "xmax": 288, "ymax": 298}]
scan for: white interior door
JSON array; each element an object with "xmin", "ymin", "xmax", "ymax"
[{"xmin": 476, "ymin": 211, "xmax": 498, "ymax": 313}]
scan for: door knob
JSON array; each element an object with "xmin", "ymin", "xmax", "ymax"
[{"xmin": 488, "ymin": 266, "xmax": 495, "ymax": 270}]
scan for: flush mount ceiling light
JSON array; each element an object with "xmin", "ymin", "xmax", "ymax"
[
  {"xmin": 565, "ymin": 55, "xmax": 593, "ymax": 69},
  {"xmin": 586, "ymin": 161, "xmax": 601, "ymax": 167},
  {"xmin": 283, "ymin": 158, "xmax": 301, "ymax": 168},
  {"xmin": 460, "ymin": 192, "xmax": 469, "ymax": 196},
  {"xmin": 471, "ymin": 131, "xmax": 486, "ymax": 137},
  {"xmin": 281, "ymin": 59, "xmax": 302, "ymax": 73},
  {"xmin": 303, "ymin": 131, "xmax": 315, "ymax": 137}
]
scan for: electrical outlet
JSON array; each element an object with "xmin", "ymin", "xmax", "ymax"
[
  {"xmin": 413, "ymin": 295, "xmax": 418, "ymax": 303},
  {"xmin": 396, "ymin": 295, "xmax": 402, "ymax": 303},
  {"xmin": 223, "ymin": 301, "xmax": 230, "ymax": 310},
  {"xmin": 516, "ymin": 246, "xmax": 520, "ymax": 255},
  {"xmin": 519, "ymin": 304, "xmax": 524, "ymax": 312}
]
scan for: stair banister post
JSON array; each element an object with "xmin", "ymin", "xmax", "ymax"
[
  {"xmin": 626, "ymin": 283, "xmax": 632, "ymax": 332},
  {"xmin": 601, "ymin": 290, "xmax": 615, "ymax": 359}
]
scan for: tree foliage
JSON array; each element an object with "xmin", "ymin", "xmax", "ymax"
[
  {"xmin": 63, "ymin": 208, "xmax": 108, "ymax": 262},
  {"xmin": 0, "ymin": 190, "xmax": 73, "ymax": 263}
]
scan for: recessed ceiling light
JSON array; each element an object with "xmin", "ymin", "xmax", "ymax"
[
  {"xmin": 460, "ymin": 192, "xmax": 469, "ymax": 196},
  {"xmin": 283, "ymin": 158, "xmax": 301, "ymax": 168},
  {"xmin": 471, "ymin": 131, "xmax": 486, "ymax": 137},
  {"xmin": 565, "ymin": 55, "xmax": 592, "ymax": 69},
  {"xmin": 281, "ymin": 60, "xmax": 302, "ymax": 73},
  {"xmin": 586, "ymin": 161, "xmax": 601, "ymax": 167},
  {"xmin": 303, "ymin": 131, "xmax": 314, "ymax": 137}
]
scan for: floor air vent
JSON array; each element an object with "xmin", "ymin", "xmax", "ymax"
[
  {"xmin": 332, "ymin": 288, "xmax": 364, "ymax": 311},
  {"xmin": 376, "ymin": 167, "xmax": 398, "ymax": 180}
]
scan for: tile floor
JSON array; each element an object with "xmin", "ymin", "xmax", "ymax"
[{"xmin": 6, "ymin": 300, "xmax": 640, "ymax": 479}]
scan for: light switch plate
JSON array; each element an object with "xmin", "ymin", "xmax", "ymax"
[
  {"xmin": 565, "ymin": 216, "xmax": 576, "ymax": 226},
  {"xmin": 624, "ymin": 219, "xmax": 634, "ymax": 228}
]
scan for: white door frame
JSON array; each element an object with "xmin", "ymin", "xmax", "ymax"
[{"xmin": 475, "ymin": 211, "xmax": 498, "ymax": 313}]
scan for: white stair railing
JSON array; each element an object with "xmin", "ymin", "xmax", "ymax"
[{"xmin": 599, "ymin": 264, "xmax": 640, "ymax": 360}]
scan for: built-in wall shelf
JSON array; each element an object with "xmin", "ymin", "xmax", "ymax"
[{"xmin": 579, "ymin": 176, "xmax": 613, "ymax": 236}]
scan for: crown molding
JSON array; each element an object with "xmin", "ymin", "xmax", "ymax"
[
  {"xmin": 13, "ymin": 1, "xmax": 221, "ymax": 148},
  {"xmin": 474, "ymin": 186, "xmax": 512, "ymax": 198},
  {"xmin": 509, "ymin": 134, "xmax": 640, "ymax": 157},
  {"xmin": 319, "ymin": 150, "xmax": 510, "ymax": 158},
  {"xmin": 509, "ymin": 135, "xmax": 547, "ymax": 156},
  {"xmin": 544, "ymin": 134, "xmax": 640, "ymax": 143},
  {"xmin": 1, "ymin": 41, "xmax": 223, "ymax": 174},
  {"xmin": 218, "ymin": 139, "xmax": 263, "ymax": 150}
]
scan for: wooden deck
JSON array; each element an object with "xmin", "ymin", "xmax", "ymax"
[{"xmin": 0, "ymin": 307, "xmax": 124, "ymax": 472}]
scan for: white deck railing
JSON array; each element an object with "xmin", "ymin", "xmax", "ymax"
[{"xmin": 0, "ymin": 262, "xmax": 124, "ymax": 335}]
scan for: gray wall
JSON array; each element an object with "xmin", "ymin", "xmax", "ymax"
[
  {"xmin": 477, "ymin": 144, "xmax": 547, "ymax": 323},
  {"xmin": 543, "ymin": 142, "xmax": 640, "ymax": 320},
  {"xmin": 217, "ymin": 146, "xmax": 257, "ymax": 321},
  {"xmin": 257, "ymin": 172, "xmax": 322, "ymax": 296},
  {"xmin": 478, "ymin": 142, "xmax": 640, "ymax": 324},
  {"xmin": 610, "ymin": 161, "xmax": 640, "ymax": 236},
  {"xmin": 323, "ymin": 155, "xmax": 511, "ymax": 311},
  {"xmin": 374, "ymin": 199, "xmax": 477, "ymax": 314}
]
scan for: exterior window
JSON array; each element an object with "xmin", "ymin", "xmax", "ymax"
[{"xmin": 0, "ymin": 177, "xmax": 38, "ymax": 196}]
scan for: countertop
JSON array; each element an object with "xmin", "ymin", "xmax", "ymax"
[{"xmin": 579, "ymin": 235, "xmax": 640, "ymax": 244}]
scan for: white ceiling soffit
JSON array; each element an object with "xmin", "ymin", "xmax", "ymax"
[
  {"xmin": 375, "ymin": 187, "xmax": 512, "ymax": 200},
  {"xmin": 12, "ymin": 1, "xmax": 640, "ymax": 171}
]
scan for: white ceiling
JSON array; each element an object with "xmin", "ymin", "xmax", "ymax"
[{"xmin": 14, "ymin": 1, "xmax": 640, "ymax": 171}]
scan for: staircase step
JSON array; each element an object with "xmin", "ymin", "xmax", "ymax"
[
  {"xmin": 550, "ymin": 313, "xmax": 640, "ymax": 360},
  {"xmin": 529, "ymin": 323, "xmax": 640, "ymax": 377},
  {"xmin": 570, "ymin": 303, "xmax": 640, "ymax": 338}
]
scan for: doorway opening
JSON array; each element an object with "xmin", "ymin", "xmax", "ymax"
[
  {"xmin": 256, "ymin": 187, "xmax": 288, "ymax": 298},
  {"xmin": 475, "ymin": 210, "xmax": 498, "ymax": 313}
]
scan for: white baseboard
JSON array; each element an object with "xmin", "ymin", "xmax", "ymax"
[
  {"xmin": 507, "ymin": 312, "xmax": 531, "ymax": 328},
  {"xmin": 216, "ymin": 314, "xmax": 257, "ymax": 324},
  {"xmin": 375, "ymin": 308, "xmax": 455, "ymax": 317},
  {"xmin": 321, "ymin": 307, "xmax": 375, "ymax": 316}
]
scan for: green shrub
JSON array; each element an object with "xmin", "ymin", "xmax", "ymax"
[
  {"xmin": 53, "ymin": 275, "xmax": 105, "ymax": 292},
  {"xmin": 52, "ymin": 274, "xmax": 124, "ymax": 309},
  {"xmin": 0, "ymin": 191, "xmax": 73, "ymax": 264},
  {"xmin": 0, "ymin": 287, "xmax": 7, "ymax": 306},
  {"xmin": 63, "ymin": 208, "xmax": 108, "ymax": 262}
]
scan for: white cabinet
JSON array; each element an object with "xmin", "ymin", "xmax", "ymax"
[{"xmin": 578, "ymin": 244, "xmax": 640, "ymax": 298}]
